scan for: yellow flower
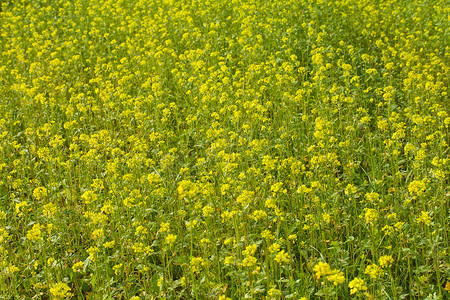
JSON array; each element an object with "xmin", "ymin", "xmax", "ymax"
[
  {"xmin": 250, "ymin": 210, "xmax": 267, "ymax": 221},
  {"xmin": 408, "ymin": 180, "xmax": 427, "ymax": 196},
  {"xmin": 186, "ymin": 219, "xmax": 198, "ymax": 229},
  {"xmin": 157, "ymin": 276, "xmax": 164, "ymax": 287},
  {"xmin": 190, "ymin": 257, "xmax": 204, "ymax": 273},
  {"xmin": 322, "ymin": 213, "xmax": 331, "ymax": 224},
  {"xmin": 445, "ymin": 282, "xmax": 450, "ymax": 291},
  {"xmin": 261, "ymin": 230, "xmax": 274, "ymax": 240},
  {"xmin": 313, "ymin": 262, "xmax": 345, "ymax": 285},
  {"xmin": 113, "ymin": 264, "xmax": 123, "ymax": 275},
  {"xmin": 159, "ymin": 222, "xmax": 170, "ymax": 233},
  {"xmin": 274, "ymin": 250, "xmax": 290, "ymax": 264},
  {"xmin": 394, "ymin": 222, "xmax": 405, "ymax": 231},
  {"xmin": 342, "ymin": 63, "xmax": 352, "ymax": 71},
  {"xmin": 348, "ymin": 277, "xmax": 367, "ymax": 294},
  {"xmin": 0, "ymin": 227, "xmax": 10, "ymax": 243},
  {"xmin": 202, "ymin": 205, "xmax": 214, "ymax": 217},
  {"xmin": 103, "ymin": 240, "xmax": 116, "ymax": 248},
  {"xmin": 268, "ymin": 243, "xmax": 281, "ymax": 253},
  {"xmin": 364, "ymin": 208, "xmax": 379, "ymax": 224},
  {"xmin": 81, "ymin": 190, "xmax": 97, "ymax": 205},
  {"xmin": 236, "ymin": 190, "xmax": 255, "ymax": 206},
  {"xmin": 379, "ymin": 255, "xmax": 394, "ymax": 268},
  {"xmin": 313, "ymin": 262, "xmax": 332, "ymax": 280},
  {"xmin": 242, "ymin": 256, "xmax": 257, "ymax": 267},
  {"xmin": 135, "ymin": 225, "xmax": 148, "ymax": 236},
  {"xmin": 417, "ymin": 211, "xmax": 432, "ymax": 226},
  {"xmin": 365, "ymin": 192, "xmax": 380, "ymax": 202},
  {"xmin": 224, "ymin": 237, "xmax": 235, "ymax": 246},
  {"xmin": 267, "ymin": 287, "xmax": 282, "ymax": 298},
  {"xmin": 165, "ymin": 234, "xmax": 177, "ymax": 247},
  {"xmin": 200, "ymin": 238, "xmax": 210, "ymax": 246},
  {"xmin": 224, "ymin": 256, "xmax": 235, "ymax": 265},
  {"xmin": 91, "ymin": 229, "xmax": 104, "ymax": 240},
  {"xmin": 33, "ymin": 187, "xmax": 48, "ymax": 200},
  {"xmin": 132, "ymin": 242, "xmax": 145, "ymax": 253},
  {"xmin": 42, "ymin": 202, "xmax": 57, "ymax": 218},
  {"xmin": 288, "ymin": 234, "xmax": 297, "ymax": 241},
  {"xmin": 27, "ymin": 224, "xmax": 43, "ymax": 241},
  {"xmin": 177, "ymin": 180, "xmax": 198, "ymax": 199},
  {"xmin": 15, "ymin": 201, "xmax": 28, "ymax": 214},
  {"xmin": 327, "ymin": 270, "xmax": 345, "ymax": 286},
  {"xmin": 87, "ymin": 246, "xmax": 99, "ymax": 261},
  {"xmin": 91, "ymin": 179, "xmax": 104, "ymax": 190},
  {"xmin": 47, "ymin": 258, "xmax": 55, "ymax": 266},
  {"xmin": 365, "ymin": 264, "xmax": 383, "ymax": 278},
  {"xmin": 72, "ymin": 261, "xmax": 84, "ymax": 273},
  {"xmin": 243, "ymin": 244, "xmax": 258, "ymax": 256},
  {"xmin": 49, "ymin": 282, "xmax": 72, "ymax": 298},
  {"xmin": 7, "ymin": 264, "xmax": 20, "ymax": 274},
  {"xmin": 382, "ymin": 225, "xmax": 394, "ymax": 236},
  {"xmin": 270, "ymin": 182, "xmax": 286, "ymax": 195},
  {"xmin": 221, "ymin": 210, "xmax": 237, "ymax": 223}
]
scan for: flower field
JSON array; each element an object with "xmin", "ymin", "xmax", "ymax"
[{"xmin": 0, "ymin": 0, "xmax": 449, "ymax": 298}]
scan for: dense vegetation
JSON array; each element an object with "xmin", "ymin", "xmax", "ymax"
[{"xmin": 0, "ymin": 0, "xmax": 448, "ymax": 299}]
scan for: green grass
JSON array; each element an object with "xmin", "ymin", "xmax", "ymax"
[{"xmin": 0, "ymin": 0, "xmax": 449, "ymax": 299}]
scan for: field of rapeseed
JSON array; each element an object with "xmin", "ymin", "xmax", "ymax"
[{"xmin": 0, "ymin": 0, "xmax": 449, "ymax": 299}]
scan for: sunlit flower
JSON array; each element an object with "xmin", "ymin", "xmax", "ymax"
[
  {"xmin": 72, "ymin": 262, "xmax": 84, "ymax": 273},
  {"xmin": 242, "ymin": 256, "xmax": 257, "ymax": 267},
  {"xmin": 27, "ymin": 224, "xmax": 43, "ymax": 241},
  {"xmin": 379, "ymin": 255, "xmax": 394, "ymax": 268},
  {"xmin": 416, "ymin": 211, "xmax": 432, "ymax": 226},
  {"xmin": 50, "ymin": 282, "xmax": 72, "ymax": 298},
  {"xmin": 365, "ymin": 264, "xmax": 383, "ymax": 278},
  {"xmin": 165, "ymin": 234, "xmax": 177, "ymax": 247},
  {"xmin": 313, "ymin": 262, "xmax": 332, "ymax": 280},
  {"xmin": 33, "ymin": 187, "xmax": 48, "ymax": 200},
  {"xmin": 274, "ymin": 250, "xmax": 290, "ymax": 264},
  {"xmin": 349, "ymin": 277, "xmax": 367, "ymax": 294},
  {"xmin": 190, "ymin": 257, "xmax": 204, "ymax": 273}
]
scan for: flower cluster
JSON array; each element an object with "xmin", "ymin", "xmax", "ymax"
[{"xmin": 0, "ymin": 0, "xmax": 447, "ymax": 298}]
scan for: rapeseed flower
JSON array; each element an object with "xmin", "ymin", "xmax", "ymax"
[
  {"xmin": 349, "ymin": 277, "xmax": 367, "ymax": 294},
  {"xmin": 0, "ymin": 0, "xmax": 447, "ymax": 298},
  {"xmin": 202, "ymin": 205, "xmax": 214, "ymax": 217},
  {"xmin": 364, "ymin": 208, "xmax": 379, "ymax": 224},
  {"xmin": 49, "ymin": 282, "xmax": 72, "ymax": 298},
  {"xmin": 327, "ymin": 271, "xmax": 345, "ymax": 286},
  {"xmin": 33, "ymin": 187, "xmax": 48, "ymax": 200},
  {"xmin": 27, "ymin": 224, "xmax": 43, "ymax": 241},
  {"xmin": 313, "ymin": 262, "xmax": 345, "ymax": 285},
  {"xmin": 274, "ymin": 250, "xmax": 289, "ymax": 264},
  {"xmin": 165, "ymin": 234, "xmax": 177, "ymax": 247},
  {"xmin": 72, "ymin": 262, "xmax": 84, "ymax": 273},
  {"xmin": 408, "ymin": 180, "xmax": 427, "ymax": 196},
  {"xmin": 313, "ymin": 262, "xmax": 332, "ymax": 280},
  {"xmin": 417, "ymin": 211, "xmax": 432, "ymax": 226},
  {"xmin": 365, "ymin": 264, "xmax": 382, "ymax": 278},
  {"xmin": 42, "ymin": 202, "xmax": 57, "ymax": 218},
  {"xmin": 379, "ymin": 255, "xmax": 394, "ymax": 268},
  {"xmin": 190, "ymin": 257, "xmax": 204, "ymax": 273},
  {"xmin": 242, "ymin": 256, "xmax": 257, "ymax": 267},
  {"xmin": 267, "ymin": 287, "xmax": 282, "ymax": 298}
]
